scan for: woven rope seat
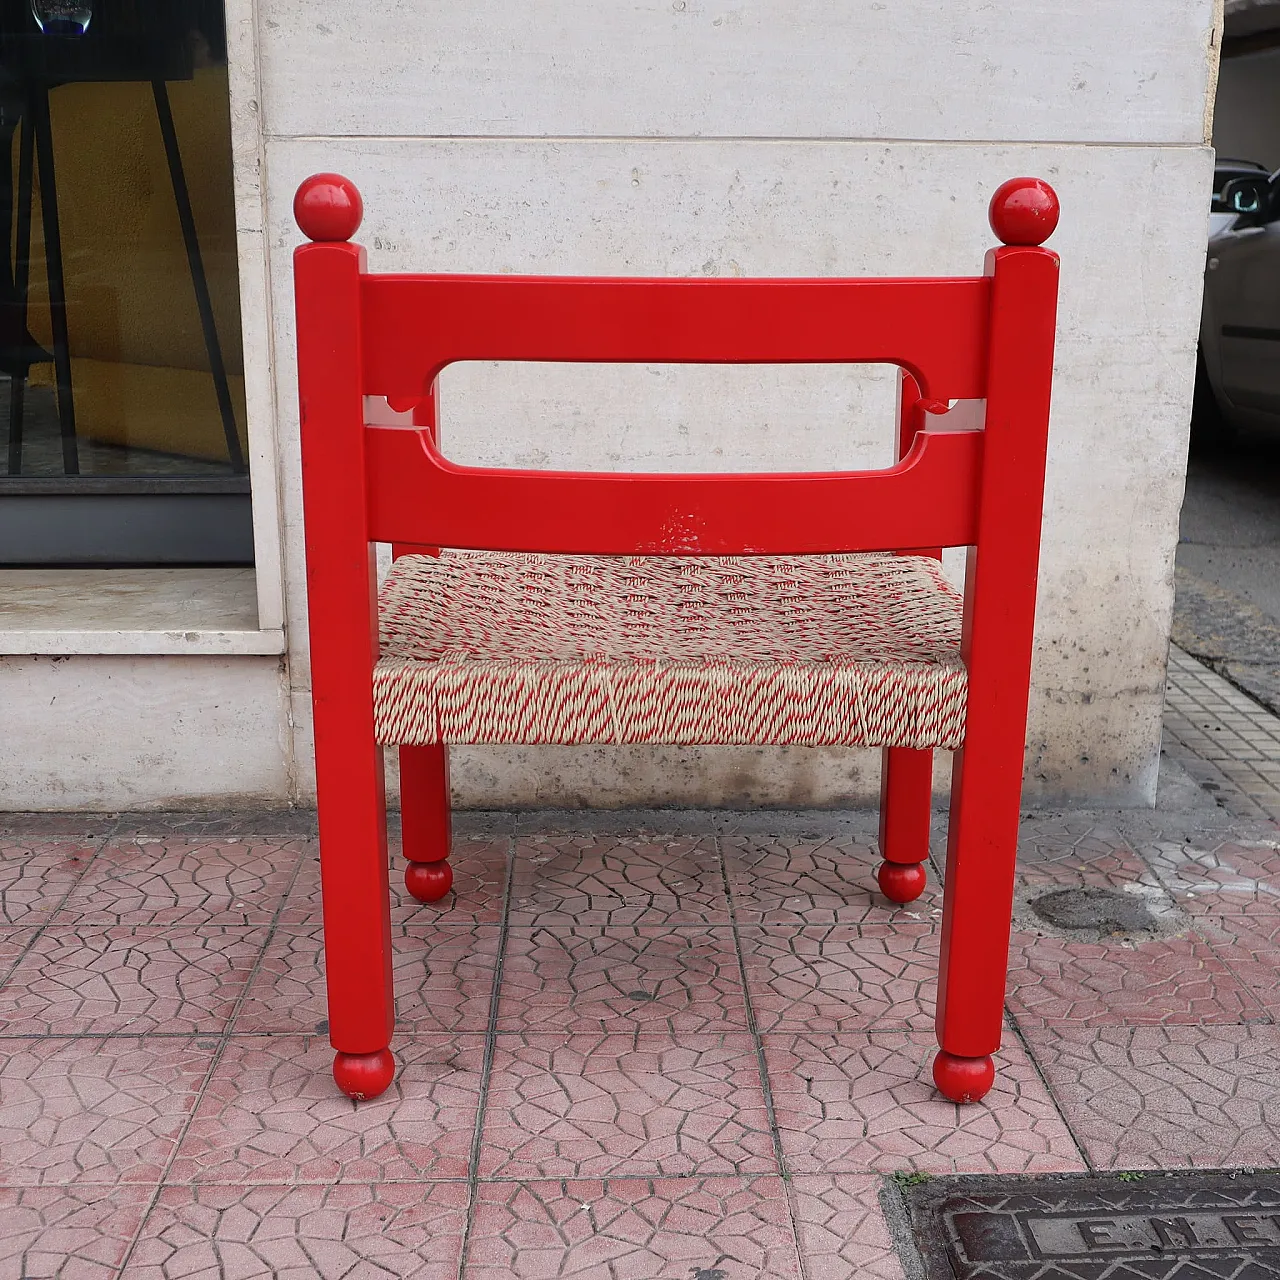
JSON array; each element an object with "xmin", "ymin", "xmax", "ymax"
[{"xmin": 374, "ymin": 550, "xmax": 966, "ymax": 748}]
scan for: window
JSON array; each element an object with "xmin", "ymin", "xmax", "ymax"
[{"xmin": 0, "ymin": 0, "xmax": 251, "ymax": 564}]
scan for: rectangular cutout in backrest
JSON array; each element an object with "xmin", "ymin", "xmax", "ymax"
[{"xmin": 431, "ymin": 362, "xmax": 901, "ymax": 473}]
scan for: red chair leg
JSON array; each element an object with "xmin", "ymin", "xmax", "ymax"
[
  {"xmin": 932, "ymin": 739, "xmax": 1022, "ymax": 1105},
  {"xmin": 294, "ymin": 220, "xmax": 400, "ymax": 1101},
  {"xmin": 400, "ymin": 743, "xmax": 453, "ymax": 903},
  {"xmin": 927, "ymin": 219, "xmax": 1056, "ymax": 1104},
  {"xmin": 318, "ymin": 742, "xmax": 397, "ymax": 1102},
  {"xmin": 877, "ymin": 746, "xmax": 932, "ymax": 903}
]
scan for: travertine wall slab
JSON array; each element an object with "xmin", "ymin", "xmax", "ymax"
[{"xmin": 266, "ymin": 138, "xmax": 1210, "ymax": 806}]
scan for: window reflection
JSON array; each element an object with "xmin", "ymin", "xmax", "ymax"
[{"xmin": 0, "ymin": 0, "xmax": 246, "ymax": 478}]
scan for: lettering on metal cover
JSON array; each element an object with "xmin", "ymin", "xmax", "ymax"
[{"xmin": 904, "ymin": 1172, "xmax": 1280, "ymax": 1280}]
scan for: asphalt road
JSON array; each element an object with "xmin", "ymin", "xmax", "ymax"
[{"xmin": 1174, "ymin": 427, "xmax": 1280, "ymax": 714}]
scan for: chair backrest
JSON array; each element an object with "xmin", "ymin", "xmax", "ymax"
[
  {"xmin": 292, "ymin": 175, "xmax": 1059, "ymax": 564},
  {"xmin": 292, "ymin": 174, "xmax": 1059, "ymax": 754}
]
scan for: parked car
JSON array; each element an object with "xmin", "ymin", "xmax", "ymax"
[
  {"xmin": 1209, "ymin": 158, "xmax": 1269, "ymax": 236},
  {"xmin": 1195, "ymin": 166, "xmax": 1280, "ymax": 440},
  {"xmin": 1213, "ymin": 158, "xmax": 1269, "ymax": 208}
]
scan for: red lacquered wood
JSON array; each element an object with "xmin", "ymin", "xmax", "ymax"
[
  {"xmin": 895, "ymin": 369, "xmax": 945, "ymax": 563},
  {"xmin": 361, "ymin": 274, "xmax": 990, "ymax": 402},
  {"xmin": 292, "ymin": 173, "xmax": 1060, "ymax": 1107},
  {"xmin": 294, "ymin": 234, "xmax": 395, "ymax": 1061},
  {"xmin": 405, "ymin": 859, "xmax": 454, "ymax": 903},
  {"xmin": 935, "ymin": 241, "xmax": 1060, "ymax": 1060},
  {"xmin": 988, "ymin": 177, "xmax": 1060, "ymax": 248},
  {"xmin": 295, "ymin": 173, "xmax": 363, "ymax": 244},
  {"xmin": 391, "ymin": 387, "xmax": 444, "ymax": 561},
  {"xmin": 932, "ymin": 1051, "xmax": 995, "ymax": 1104},
  {"xmin": 393, "ymin": 389, "xmax": 455, "ymax": 888},
  {"xmin": 332, "ymin": 1048, "xmax": 396, "ymax": 1101},
  {"xmin": 366, "ymin": 425, "xmax": 982, "ymax": 555},
  {"xmin": 400, "ymin": 743, "xmax": 451, "ymax": 865},
  {"xmin": 878, "ymin": 371, "xmax": 942, "ymax": 886},
  {"xmin": 877, "ymin": 860, "xmax": 927, "ymax": 904},
  {"xmin": 898, "ymin": 370, "xmax": 926, "ymax": 444},
  {"xmin": 878, "ymin": 747, "xmax": 934, "ymax": 865}
]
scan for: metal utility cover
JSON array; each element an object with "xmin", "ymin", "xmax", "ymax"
[{"xmin": 903, "ymin": 1172, "xmax": 1280, "ymax": 1280}]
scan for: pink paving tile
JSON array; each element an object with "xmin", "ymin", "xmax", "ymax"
[
  {"xmin": 234, "ymin": 923, "xmax": 499, "ymax": 1035},
  {"xmin": 1015, "ymin": 816, "xmax": 1124, "ymax": 857},
  {"xmin": 1199, "ymin": 915, "xmax": 1280, "ymax": 1016},
  {"xmin": 282, "ymin": 837, "xmax": 508, "ymax": 926},
  {"xmin": 1024, "ymin": 1023, "xmax": 1280, "ymax": 1169},
  {"xmin": 1004, "ymin": 929, "xmax": 1264, "ymax": 1026},
  {"xmin": 0, "ymin": 926, "xmax": 266, "ymax": 1035},
  {"xmin": 0, "ymin": 1184, "xmax": 154, "ymax": 1279},
  {"xmin": 0, "ymin": 1037, "xmax": 214, "ymax": 1185},
  {"xmin": 129, "ymin": 1181, "xmax": 469, "ymax": 1279},
  {"xmin": 510, "ymin": 834, "xmax": 729, "ymax": 925},
  {"xmin": 479, "ymin": 1033, "xmax": 776, "ymax": 1179},
  {"xmin": 790, "ymin": 1175, "xmax": 907, "ymax": 1280},
  {"xmin": 1013, "ymin": 824, "xmax": 1159, "ymax": 891},
  {"xmin": 169, "ymin": 1035, "xmax": 480, "ymax": 1184},
  {"xmin": 0, "ymin": 926, "xmax": 36, "ymax": 976},
  {"xmin": 723, "ymin": 834, "xmax": 929, "ymax": 926},
  {"xmin": 739, "ymin": 924, "xmax": 937, "ymax": 1033},
  {"xmin": 53, "ymin": 837, "xmax": 305, "ymax": 926},
  {"xmin": 764, "ymin": 1031, "xmax": 1084, "ymax": 1175},
  {"xmin": 497, "ymin": 927, "xmax": 748, "ymax": 1035},
  {"xmin": 1144, "ymin": 836, "xmax": 1280, "ymax": 917},
  {"xmin": 466, "ymin": 1177, "xmax": 801, "ymax": 1279},
  {"xmin": 0, "ymin": 839, "xmax": 95, "ymax": 926}
]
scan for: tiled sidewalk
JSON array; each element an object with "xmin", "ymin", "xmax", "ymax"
[
  {"xmin": 1164, "ymin": 643, "xmax": 1280, "ymax": 822},
  {"xmin": 2, "ymin": 651, "xmax": 1280, "ymax": 1276}
]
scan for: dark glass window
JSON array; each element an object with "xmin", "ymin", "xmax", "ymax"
[{"xmin": 0, "ymin": 0, "xmax": 252, "ymax": 564}]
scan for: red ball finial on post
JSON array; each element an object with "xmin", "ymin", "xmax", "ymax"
[
  {"xmin": 295, "ymin": 173, "xmax": 363, "ymax": 243},
  {"xmin": 988, "ymin": 177, "xmax": 1059, "ymax": 246}
]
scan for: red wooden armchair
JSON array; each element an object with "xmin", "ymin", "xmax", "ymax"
[{"xmin": 292, "ymin": 174, "xmax": 1060, "ymax": 1105}]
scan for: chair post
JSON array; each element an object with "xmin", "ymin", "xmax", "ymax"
[
  {"xmin": 877, "ymin": 369, "xmax": 940, "ymax": 903},
  {"xmin": 933, "ymin": 179, "xmax": 1060, "ymax": 1104},
  {"xmin": 399, "ymin": 743, "xmax": 453, "ymax": 899},
  {"xmin": 392, "ymin": 387, "xmax": 455, "ymax": 903},
  {"xmin": 878, "ymin": 748, "xmax": 934, "ymax": 901},
  {"xmin": 294, "ymin": 174, "xmax": 397, "ymax": 1102}
]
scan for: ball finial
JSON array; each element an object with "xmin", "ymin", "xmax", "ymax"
[
  {"xmin": 988, "ymin": 177, "xmax": 1059, "ymax": 246},
  {"xmin": 295, "ymin": 173, "xmax": 363, "ymax": 243}
]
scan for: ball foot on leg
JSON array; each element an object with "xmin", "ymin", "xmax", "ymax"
[
  {"xmin": 877, "ymin": 860, "xmax": 927, "ymax": 904},
  {"xmin": 932, "ymin": 1051, "xmax": 995, "ymax": 1104},
  {"xmin": 332, "ymin": 1048, "xmax": 396, "ymax": 1101},
  {"xmin": 405, "ymin": 859, "xmax": 453, "ymax": 903}
]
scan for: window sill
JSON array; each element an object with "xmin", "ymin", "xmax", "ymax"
[{"xmin": 0, "ymin": 569, "xmax": 286, "ymax": 656}]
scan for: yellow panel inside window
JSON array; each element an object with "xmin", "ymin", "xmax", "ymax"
[{"xmin": 21, "ymin": 65, "xmax": 247, "ymax": 463}]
